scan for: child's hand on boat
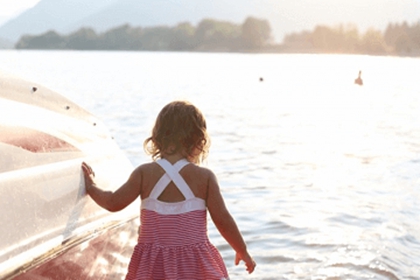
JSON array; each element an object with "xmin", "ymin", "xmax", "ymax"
[{"xmin": 81, "ymin": 162, "xmax": 96, "ymax": 192}]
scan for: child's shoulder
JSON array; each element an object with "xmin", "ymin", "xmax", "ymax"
[
  {"xmin": 132, "ymin": 161, "xmax": 160, "ymax": 176},
  {"xmin": 186, "ymin": 164, "xmax": 217, "ymax": 180},
  {"xmin": 138, "ymin": 161, "xmax": 157, "ymax": 169}
]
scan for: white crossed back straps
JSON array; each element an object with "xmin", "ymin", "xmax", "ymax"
[
  {"xmin": 142, "ymin": 158, "xmax": 206, "ymax": 214},
  {"xmin": 149, "ymin": 158, "xmax": 195, "ymax": 200}
]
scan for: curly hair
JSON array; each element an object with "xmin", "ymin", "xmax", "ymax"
[{"xmin": 144, "ymin": 101, "xmax": 210, "ymax": 163}]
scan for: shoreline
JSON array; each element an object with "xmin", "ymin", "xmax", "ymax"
[{"xmin": 1, "ymin": 47, "xmax": 419, "ymax": 58}]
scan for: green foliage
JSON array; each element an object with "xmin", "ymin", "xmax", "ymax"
[
  {"xmin": 241, "ymin": 17, "xmax": 271, "ymax": 49},
  {"xmin": 384, "ymin": 21, "xmax": 420, "ymax": 54},
  {"xmin": 14, "ymin": 18, "xmax": 420, "ymax": 55},
  {"xmin": 15, "ymin": 30, "xmax": 66, "ymax": 49},
  {"xmin": 195, "ymin": 19, "xmax": 242, "ymax": 50},
  {"xmin": 67, "ymin": 28, "xmax": 98, "ymax": 50},
  {"xmin": 284, "ymin": 21, "xmax": 420, "ymax": 55},
  {"xmin": 361, "ymin": 28, "xmax": 388, "ymax": 54},
  {"xmin": 169, "ymin": 22, "xmax": 196, "ymax": 50},
  {"xmin": 14, "ymin": 17, "xmax": 272, "ymax": 52}
]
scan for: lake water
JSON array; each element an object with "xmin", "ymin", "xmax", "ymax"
[{"xmin": 1, "ymin": 50, "xmax": 420, "ymax": 279}]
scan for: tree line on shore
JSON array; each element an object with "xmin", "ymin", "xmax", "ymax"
[
  {"xmin": 282, "ymin": 21, "xmax": 420, "ymax": 56},
  {"xmin": 15, "ymin": 17, "xmax": 271, "ymax": 52},
  {"xmin": 15, "ymin": 17, "xmax": 420, "ymax": 56}
]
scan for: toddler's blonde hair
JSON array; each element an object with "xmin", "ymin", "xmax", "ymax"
[{"xmin": 144, "ymin": 101, "xmax": 210, "ymax": 163}]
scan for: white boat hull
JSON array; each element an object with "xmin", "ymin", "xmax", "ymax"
[{"xmin": 0, "ymin": 72, "xmax": 140, "ymax": 279}]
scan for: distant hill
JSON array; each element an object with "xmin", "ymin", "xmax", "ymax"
[
  {"xmin": 0, "ymin": 0, "xmax": 261, "ymax": 44},
  {"xmin": 1, "ymin": 0, "xmax": 419, "ymax": 45},
  {"xmin": 0, "ymin": 37, "xmax": 13, "ymax": 49},
  {"xmin": 67, "ymin": 0, "xmax": 254, "ymax": 33},
  {"xmin": 0, "ymin": 0, "xmax": 118, "ymax": 43}
]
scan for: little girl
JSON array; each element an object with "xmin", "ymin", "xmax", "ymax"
[{"xmin": 82, "ymin": 100, "xmax": 255, "ymax": 279}]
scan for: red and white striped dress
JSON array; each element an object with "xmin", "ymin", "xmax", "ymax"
[{"xmin": 125, "ymin": 159, "xmax": 229, "ymax": 280}]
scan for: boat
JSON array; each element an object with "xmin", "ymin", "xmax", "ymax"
[{"xmin": 0, "ymin": 72, "xmax": 140, "ymax": 279}]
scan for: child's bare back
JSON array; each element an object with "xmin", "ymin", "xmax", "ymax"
[{"xmin": 136, "ymin": 159, "xmax": 211, "ymax": 203}]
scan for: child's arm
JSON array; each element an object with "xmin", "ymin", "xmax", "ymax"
[
  {"xmin": 82, "ymin": 162, "xmax": 141, "ymax": 212},
  {"xmin": 206, "ymin": 169, "xmax": 256, "ymax": 274}
]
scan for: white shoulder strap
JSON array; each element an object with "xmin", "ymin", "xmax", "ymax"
[{"xmin": 149, "ymin": 159, "xmax": 195, "ymax": 200}]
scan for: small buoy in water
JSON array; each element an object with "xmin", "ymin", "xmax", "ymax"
[
  {"xmin": 354, "ymin": 70, "xmax": 363, "ymax": 86},
  {"xmin": 32, "ymin": 87, "xmax": 37, "ymax": 92}
]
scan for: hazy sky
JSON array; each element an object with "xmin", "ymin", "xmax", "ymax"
[
  {"xmin": 0, "ymin": 0, "xmax": 40, "ymax": 25},
  {"xmin": 0, "ymin": 0, "xmax": 40, "ymax": 17},
  {"xmin": 1, "ymin": 0, "xmax": 419, "ymax": 36}
]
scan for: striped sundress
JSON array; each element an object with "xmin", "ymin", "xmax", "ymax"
[{"xmin": 125, "ymin": 158, "xmax": 229, "ymax": 280}]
